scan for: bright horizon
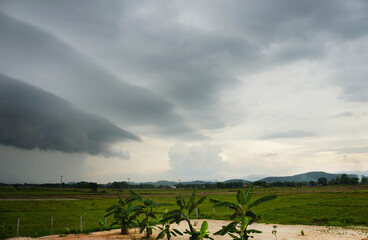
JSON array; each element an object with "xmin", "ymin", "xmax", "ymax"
[{"xmin": 1, "ymin": 1, "xmax": 368, "ymax": 184}]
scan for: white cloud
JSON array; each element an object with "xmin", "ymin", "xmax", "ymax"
[{"xmin": 167, "ymin": 143, "xmax": 228, "ymax": 180}]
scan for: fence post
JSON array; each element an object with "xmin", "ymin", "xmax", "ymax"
[
  {"xmin": 212, "ymin": 207, "xmax": 215, "ymax": 215},
  {"xmin": 51, "ymin": 216, "xmax": 53, "ymax": 234},
  {"xmin": 80, "ymin": 215, "xmax": 82, "ymax": 232},
  {"xmin": 165, "ymin": 209, "xmax": 167, "ymax": 213},
  {"xmin": 105, "ymin": 217, "xmax": 107, "ymax": 227},
  {"xmin": 16, "ymin": 218, "xmax": 20, "ymax": 237},
  {"xmin": 196, "ymin": 207, "xmax": 198, "ymax": 218}
]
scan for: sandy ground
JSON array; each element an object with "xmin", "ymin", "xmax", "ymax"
[{"xmin": 10, "ymin": 220, "xmax": 368, "ymax": 240}]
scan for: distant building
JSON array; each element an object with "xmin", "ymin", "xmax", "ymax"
[{"xmin": 170, "ymin": 185, "xmax": 176, "ymax": 189}]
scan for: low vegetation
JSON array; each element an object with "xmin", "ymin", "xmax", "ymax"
[
  {"xmin": 156, "ymin": 219, "xmax": 183, "ymax": 240},
  {"xmin": 1, "ymin": 185, "xmax": 368, "ymax": 238},
  {"xmin": 129, "ymin": 190, "xmax": 171, "ymax": 238},
  {"xmin": 162, "ymin": 193, "xmax": 212, "ymax": 240},
  {"xmin": 104, "ymin": 192, "xmax": 139, "ymax": 234},
  {"xmin": 211, "ymin": 184, "xmax": 277, "ymax": 239}
]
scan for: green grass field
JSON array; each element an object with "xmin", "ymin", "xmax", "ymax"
[{"xmin": 1, "ymin": 185, "xmax": 368, "ymax": 238}]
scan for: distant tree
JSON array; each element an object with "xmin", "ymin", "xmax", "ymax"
[
  {"xmin": 309, "ymin": 180, "xmax": 316, "ymax": 186},
  {"xmin": 361, "ymin": 176, "xmax": 368, "ymax": 184},
  {"xmin": 340, "ymin": 174, "xmax": 350, "ymax": 184},
  {"xmin": 329, "ymin": 178, "xmax": 337, "ymax": 185},
  {"xmin": 111, "ymin": 181, "xmax": 128, "ymax": 189},
  {"xmin": 89, "ymin": 182, "xmax": 98, "ymax": 192},
  {"xmin": 350, "ymin": 177, "xmax": 359, "ymax": 185},
  {"xmin": 317, "ymin": 177, "xmax": 328, "ymax": 186},
  {"xmin": 74, "ymin": 181, "xmax": 90, "ymax": 188}
]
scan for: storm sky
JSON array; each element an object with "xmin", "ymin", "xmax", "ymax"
[{"xmin": 1, "ymin": 0, "xmax": 368, "ymax": 183}]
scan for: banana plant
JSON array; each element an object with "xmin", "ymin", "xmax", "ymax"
[
  {"xmin": 211, "ymin": 184, "xmax": 277, "ymax": 240},
  {"xmin": 156, "ymin": 219, "xmax": 183, "ymax": 240},
  {"xmin": 184, "ymin": 220, "xmax": 214, "ymax": 240},
  {"xmin": 161, "ymin": 192, "xmax": 212, "ymax": 240},
  {"xmin": 105, "ymin": 193, "xmax": 140, "ymax": 234},
  {"xmin": 129, "ymin": 190, "xmax": 172, "ymax": 238}
]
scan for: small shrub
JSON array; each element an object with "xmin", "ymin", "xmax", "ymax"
[
  {"xmin": 105, "ymin": 192, "xmax": 139, "ymax": 234},
  {"xmin": 98, "ymin": 219, "xmax": 105, "ymax": 231},
  {"xmin": 161, "ymin": 192, "xmax": 211, "ymax": 240},
  {"xmin": 129, "ymin": 190, "xmax": 171, "ymax": 238},
  {"xmin": 301, "ymin": 229, "xmax": 305, "ymax": 236},
  {"xmin": 156, "ymin": 219, "xmax": 183, "ymax": 240},
  {"xmin": 211, "ymin": 184, "xmax": 277, "ymax": 240}
]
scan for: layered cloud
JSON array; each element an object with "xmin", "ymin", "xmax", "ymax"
[
  {"xmin": 0, "ymin": 10, "xmax": 199, "ymax": 139},
  {"xmin": 1, "ymin": 1, "xmax": 368, "ymax": 133},
  {"xmin": 0, "ymin": 73, "xmax": 139, "ymax": 158},
  {"xmin": 0, "ymin": 1, "xmax": 368, "ymax": 182}
]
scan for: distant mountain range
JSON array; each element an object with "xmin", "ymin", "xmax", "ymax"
[
  {"xmin": 257, "ymin": 171, "xmax": 359, "ymax": 183},
  {"xmin": 223, "ymin": 179, "xmax": 250, "ymax": 184},
  {"xmin": 118, "ymin": 171, "xmax": 364, "ymax": 186},
  {"xmin": 128, "ymin": 179, "xmax": 248, "ymax": 186}
]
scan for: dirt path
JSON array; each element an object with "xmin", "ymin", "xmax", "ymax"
[{"xmin": 10, "ymin": 219, "xmax": 368, "ymax": 240}]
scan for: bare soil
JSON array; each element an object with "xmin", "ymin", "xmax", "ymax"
[{"xmin": 10, "ymin": 219, "xmax": 368, "ymax": 240}]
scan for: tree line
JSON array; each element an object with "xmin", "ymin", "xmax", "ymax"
[
  {"xmin": 253, "ymin": 174, "xmax": 367, "ymax": 188},
  {"xmin": 1, "ymin": 174, "xmax": 366, "ymax": 191}
]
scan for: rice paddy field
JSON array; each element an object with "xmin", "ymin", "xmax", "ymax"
[{"xmin": 1, "ymin": 185, "xmax": 368, "ymax": 238}]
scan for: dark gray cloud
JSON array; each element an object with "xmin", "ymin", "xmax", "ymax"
[
  {"xmin": 262, "ymin": 130, "xmax": 316, "ymax": 139},
  {"xmin": 0, "ymin": 10, "xmax": 200, "ymax": 138},
  {"xmin": 0, "ymin": 73, "xmax": 139, "ymax": 158},
  {"xmin": 1, "ymin": 1, "xmax": 368, "ymax": 131}
]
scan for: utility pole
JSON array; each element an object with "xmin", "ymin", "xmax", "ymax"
[
  {"xmin": 127, "ymin": 178, "xmax": 130, "ymax": 189},
  {"xmin": 60, "ymin": 176, "xmax": 63, "ymax": 190},
  {"xmin": 178, "ymin": 179, "xmax": 181, "ymax": 190}
]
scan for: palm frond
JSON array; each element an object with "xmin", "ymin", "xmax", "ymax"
[
  {"xmin": 163, "ymin": 209, "xmax": 182, "ymax": 219},
  {"xmin": 129, "ymin": 189, "xmax": 144, "ymax": 202},
  {"xmin": 245, "ymin": 210, "xmax": 257, "ymax": 220},
  {"xmin": 214, "ymin": 201, "xmax": 237, "ymax": 209},
  {"xmin": 214, "ymin": 221, "xmax": 237, "ymax": 235},
  {"xmin": 248, "ymin": 195, "xmax": 277, "ymax": 209},
  {"xmin": 236, "ymin": 189, "xmax": 247, "ymax": 204},
  {"xmin": 125, "ymin": 195, "xmax": 136, "ymax": 205},
  {"xmin": 243, "ymin": 183, "xmax": 253, "ymax": 204},
  {"xmin": 176, "ymin": 195, "xmax": 185, "ymax": 208},
  {"xmin": 209, "ymin": 198, "xmax": 221, "ymax": 204}
]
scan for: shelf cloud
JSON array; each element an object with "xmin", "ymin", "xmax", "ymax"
[{"xmin": 0, "ymin": 73, "xmax": 139, "ymax": 158}]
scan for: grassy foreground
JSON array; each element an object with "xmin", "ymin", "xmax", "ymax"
[{"xmin": 1, "ymin": 185, "xmax": 368, "ymax": 238}]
